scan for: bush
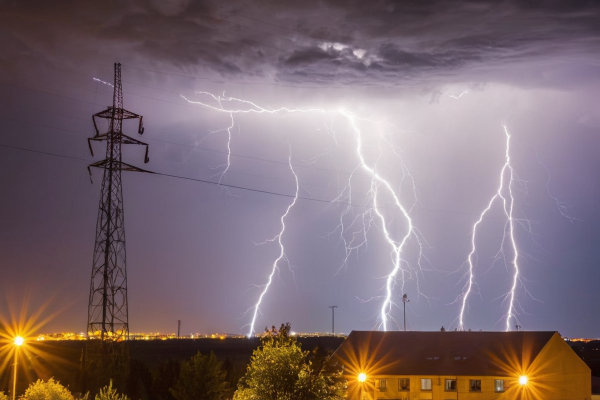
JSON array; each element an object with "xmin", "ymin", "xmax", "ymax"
[
  {"xmin": 95, "ymin": 380, "xmax": 129, "ymax": 400},
  {"xmin": 22, "ymin": 378, "xmax": 74, "ymax": 400}
]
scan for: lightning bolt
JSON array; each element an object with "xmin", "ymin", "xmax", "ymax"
[
  {"xmin": 181, "ymin": 92, "xmax": 423, "ymax": 333},
  {"xmin": 342, "ymin": 111, "xmax": 421, "ymax": 331},
  {"xmin": 457, "ymin": 125, "xmax": 521, "ymax": 331},
  {"xmin": 93, "ymin": 77, "xmax": 114, "ymax": 88},
  {"xmin": 247, "ymin": 148, "xmax": 299, "ymax": 337},
  {"xmin": 449, "ymin": 89, "xmax": 469, "ymax": 99}
]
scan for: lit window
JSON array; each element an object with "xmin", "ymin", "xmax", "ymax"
[
  {"xmin": 398, "ymin": 378, "xmax": 410, "ymax": 391},
  {"xmin": 445, "ymin": 379, "xmax": 457, "ymax": 391},
  {"xmin": 421, "ymin": 378, "xmax": 432, "ymax": 391},
  {"xmin": 378, "ymin": 379, "xmax": 387, "ymax": 392},
  {"xmin": 495, "ymin": 379, "xmax": 505, "ymax": 392},
  {"xmin": 470, "ymin": 379, "xmax": 481, "ymax": 392}
]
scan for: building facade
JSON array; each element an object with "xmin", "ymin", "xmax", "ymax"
[{"xmin": 329, "ymin": 331, "xmax": 591, "ymax": 400}]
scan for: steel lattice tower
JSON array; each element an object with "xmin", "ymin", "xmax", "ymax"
[{"xmin": 86, "ymin": 63, "xmax": 150, "ymax": 358}]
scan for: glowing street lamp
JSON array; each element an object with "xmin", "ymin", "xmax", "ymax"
[
  {"xmin": 519, "ymin": 375, "xmax": 528, "ymax": 385},
  {"xmin": 12, "ymin": 336, "xmax": 24, "ymax": 400},
  {"xmin": 357, "ymin": 373, "xmax": 367, "ymax": 400}
]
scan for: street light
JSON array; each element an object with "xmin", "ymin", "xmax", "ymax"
[
  {"xmin": 519, "ymin": 375, "xmax": 528, "ymax": 385},
  {"xmin": 13, "ymin": 336, "xmax": 24, "ymax": 400},
  {"xmin": 357, "ymin": 373, "xmax": 367, "ymax": 400}
]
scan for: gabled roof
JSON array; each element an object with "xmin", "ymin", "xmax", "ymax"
[{"xmin": 330, "ymin": 330, "xmax": 558, "ymax": 376}]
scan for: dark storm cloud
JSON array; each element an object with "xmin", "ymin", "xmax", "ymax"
[{"xmin": 2, "ymin": 0, "xmax": 599, "ymax": 88}]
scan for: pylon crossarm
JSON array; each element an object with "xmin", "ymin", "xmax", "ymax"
[
  {"xmin": 118, "ymin": 160, "xmax": 154, "ymax": 173},
  {"xmin": 120, "ymin": 133, "xmax": 150, "ymax": 163},
  {"xmin": 92, "ymin": 108, "xmax": 112, "ymax": 135}
]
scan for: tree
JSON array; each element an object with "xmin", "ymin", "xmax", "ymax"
[
  {"xmin": 169, "ymin": 351, "xmax": 229, "ymax": 400},
  {"xmin": 95, "ymin": 380, "xmax": 130, "ymax": 400},
  {"xmin": 233, "ymin": 323, "xmax": 345, "ymax": 400},
  {"xmin": 0, "ymin": 392, "xmax": 8, "ymax": 400},
  {"xmin": 21, "ymin": 378, "xmax": 74, "ymax": 400}
]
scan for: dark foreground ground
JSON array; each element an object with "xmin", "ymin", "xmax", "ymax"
[
  {"xmin": 2, "ymin": 336, "xmax": 598, "ymax": 396},
  {"xmin": 0, "ymin": 335, "xmax": 345, "ymax": 396}
]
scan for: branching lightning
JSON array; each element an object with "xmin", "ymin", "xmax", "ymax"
[
  {"xmin": 93, "ymin": 77, "xmax": 114, "ymax": 87},
  {"xmin": 342, "ymin": 111, "xmax": 421, "ymax": 331},
  {"xmin": 457, "ymin": 125, "xmax": 522, "ymax": 331},
  {"xmin": 246, "ymin": 148, "xmax": 299, "ymax": 337},
  {"xmin": 182, "ymin": 92, "xmax": 422, "ymax": 333}
]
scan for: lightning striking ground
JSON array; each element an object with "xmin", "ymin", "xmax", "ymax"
[
  {"xmin": 457, "ymin": 125, "xmax": 521, "ymax": 331},
  {"xmin": 246, "ymin": 149, "xmax": 299, "ymax": 337},
  {"xmin": 342, "ymin": 111, "xmax": 421, "ymax": 331},
  {"xmin": 182, "ymin": 93, "xmax": 422, "ymax": 332}
]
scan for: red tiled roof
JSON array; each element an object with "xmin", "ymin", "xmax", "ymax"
[{"xmin": 330, "ymin": 330, "xmax": 557, "ymax": 376}]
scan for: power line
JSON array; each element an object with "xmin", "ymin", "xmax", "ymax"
[
  {"xmin": 0, "ymin": 144, "xmax": 86, "ymax": 161},
  {"xmin": 0, "ymin": 142, "xmax": 355, "ymax": 206}
]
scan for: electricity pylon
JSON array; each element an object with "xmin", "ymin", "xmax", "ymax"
[{"xmin": 86, "ymin": 63, "xmax": 150, "ymax": 363}]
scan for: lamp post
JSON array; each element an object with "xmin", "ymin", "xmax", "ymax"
[
  {"xmin": 13, "ymin": 336, "xmax": 24, "ymax": 400},
  {"xmin": 329, "ymin": 306, "xmax": 337, "ymax": 335},
  {"xmin": 402, "ymin": 294, "xmax": 409, "ymax": 331}
]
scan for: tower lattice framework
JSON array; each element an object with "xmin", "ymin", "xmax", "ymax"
[{"xmin": 87, "ymin": 63, "xmax": 150, "ymax": 357}]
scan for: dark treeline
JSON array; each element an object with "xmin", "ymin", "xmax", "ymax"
[{"xmin": 0, "ymin": 336, "xmax": 345, "ymax": 399}]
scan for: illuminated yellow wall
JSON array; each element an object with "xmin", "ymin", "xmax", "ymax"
[{"xmin": 516, "ymin": 332, "xmax": 591, "ymax": 400}]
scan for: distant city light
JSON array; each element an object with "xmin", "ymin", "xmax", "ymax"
[
  {"xmin": 14, "ymin": 336, "xmax": 24, "ymax": 346},
  {"xmin": 358, "ymin": 373, "xmax": 367, "ymax": 382},
  {"xmin": 519, "ymin": 375, "xmax": 528, "ymax": 385}
]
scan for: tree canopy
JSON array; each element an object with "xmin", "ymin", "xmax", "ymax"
[
  {"xmin": 21, "ymin": 378, "xmax": 74, "ymax": 400},
  {"xmin": 233, "ymin": 323, "xmax": 345, "ymax": 400}
]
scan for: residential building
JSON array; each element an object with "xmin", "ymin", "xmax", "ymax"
[{"xmin": 328, "ymin": 330, "xmax": 591, "ymax": 399}]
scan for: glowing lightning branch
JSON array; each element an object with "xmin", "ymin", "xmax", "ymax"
[
  {"xmin": 503, "ymin": 125, "xmax": 520, "ymax": 332},
  {"xmin": 182, "ymin": 93, "xmax": 423, "ymax": 332},
  {"xmin": 457, "ymin": 125, "xmax": 521, "ymax": 331},
  {"xmin": 247, "ymin": 150, "xmax": 300, "ymax": 337},
  {"xmin": 342, "ymin": 111, "xmax": 420, "ymax": 331},
  {"xmin": 93, "ymin": 77, "xmax": 114, "ymax": 87}
]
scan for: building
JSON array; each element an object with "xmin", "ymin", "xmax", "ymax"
[{"xmin": 329, "ymin": 330, "xmax": 591, "ymax": 400}]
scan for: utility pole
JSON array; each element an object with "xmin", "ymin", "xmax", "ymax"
[
  {"xmin": 329, "ymin": 306, "xmax": 337, "ymax": 335},
  {"xmin": 86, "ymin": 63, "xmax": 150, "ymax": 372},
  {"xmin": 178, "ymin": 320, "xmax": 181, "ymax": 338},
  {"xmin": 402, "ymin": 294, "xmax": 409, "ymax": 331}
]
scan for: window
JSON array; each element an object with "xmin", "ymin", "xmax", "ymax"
[
  {"xmin": 398, "ymin": 378, "xmax": 410, "ymax": 391},
  {"xmin": 421, "ymin": 378, "xmax": 432, "ymax": 391},
  {"xmin": 445, "ymin": 379, "xmax": 457, "ymax": 391},
  {"xmin": 378, "ymin": 379, "xmax": 387, "ymax": 392},
  {"xmin": 495, "ymin": 379, "xmax": 505, "ymax": 392},
  {"xmin": 470, "ymin": 379, "xmax": 481, "ymax": 392}
]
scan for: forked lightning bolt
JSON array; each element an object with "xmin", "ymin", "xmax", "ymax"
[
  {"xmin": 458, "ymin": 125, "xmax": 521, "ymax": 331},
  {"xmin": 342, "ymin": 111, "xmax": 420, "ymax": 331},
  {"xmin": 247, "ymin": 150, "xmax": 299, "ymax": 337},
  {"xmin": 182, "ymin": 93, "xmax": 421, "ymax": 333}
]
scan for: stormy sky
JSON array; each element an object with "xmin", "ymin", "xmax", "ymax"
[{"xmin": 1, "ymin": 0, "xmax": 599, "ymax": 338}]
